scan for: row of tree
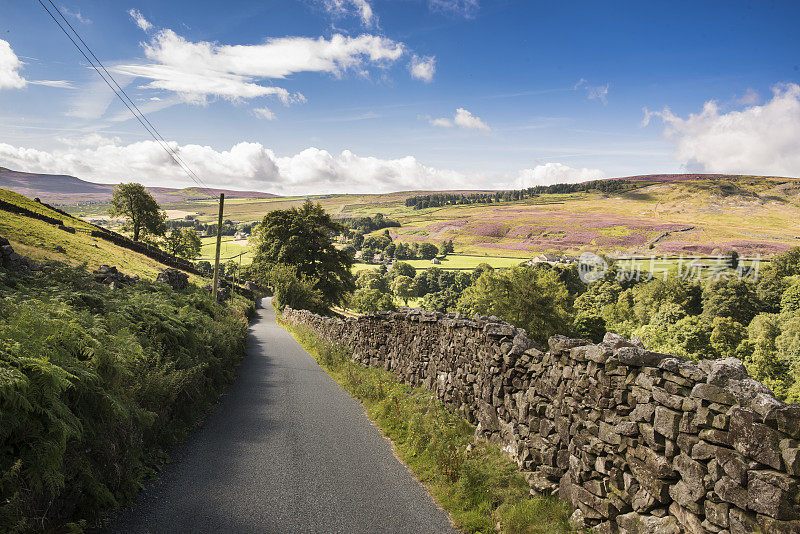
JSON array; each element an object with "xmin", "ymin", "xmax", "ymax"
[{"xmin": 404, "ymin": 179, "xmax": 633, "ymax": 209}]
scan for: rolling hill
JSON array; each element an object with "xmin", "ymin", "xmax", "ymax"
[
  {"xmin": 0, "ymin": 168, "xmax": 278, "ymax": 204},
  {"xmin": 4, "ymin": 167, "xmax": 800, "ymax": 258}
]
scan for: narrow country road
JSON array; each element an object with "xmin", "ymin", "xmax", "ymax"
[{"xmin": 108, "ymin": 299, "xmax": 456, "ymax": 534}]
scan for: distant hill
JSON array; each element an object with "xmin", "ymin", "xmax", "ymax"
[{"xmin": 0, "ymin": 168, "xmax": 278, "ymax": 204}]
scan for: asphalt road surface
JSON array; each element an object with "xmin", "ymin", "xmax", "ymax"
[{"xmin": 108, "ymin": 299, "xmax": 456, "ymax": 534}]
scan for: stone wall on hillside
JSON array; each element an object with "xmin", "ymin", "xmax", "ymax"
[{"xmin": 282, "ymin": 306, "xmax": 800, "ymax": 533}]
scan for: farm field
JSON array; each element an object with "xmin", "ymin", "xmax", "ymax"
[
  {"xmin": 199, "ymin": 236, "xmax": 255, "ymax": 264},
  {"xmin": 50, "ymin": 174, "xmax": 800, "ymax": 259},
  {"xmin": 352, "ymin": 254, "xmax": 527, "ymax": 273}
]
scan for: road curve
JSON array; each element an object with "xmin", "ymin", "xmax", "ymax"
[{"xmin": 108, "ymin": 299, "xmax": 456, "ymax": 534}]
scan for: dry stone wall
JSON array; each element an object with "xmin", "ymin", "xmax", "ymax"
[{"xmin": 282, "ymin": 306, "xmax": 800, "ymax": 533}]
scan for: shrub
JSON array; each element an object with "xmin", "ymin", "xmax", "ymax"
[{"xmin": 0, "ymin": 264, "xmax": 251, "ymax": 531}]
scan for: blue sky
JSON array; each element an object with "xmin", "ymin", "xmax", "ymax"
[{"xmin": 1, "ymin": 0, "xmax": 799, "ymax": 193}]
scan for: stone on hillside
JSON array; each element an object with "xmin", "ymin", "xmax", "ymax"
[{"xmin": 156, "ymin": 268, "xmax": 189, "ymax": 290}]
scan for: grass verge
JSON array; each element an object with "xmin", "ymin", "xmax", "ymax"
[{"xmin": 279, "ymin": 319, "xmax": 571, "ymax": 534}]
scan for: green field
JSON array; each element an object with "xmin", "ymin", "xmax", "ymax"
[
  {"xmin": 199, "ymin": 236, "xmax": 255, "ymax": 265},
  {"xmin": 60, "ymin": 175, "xmax": 800, "ymax": 259}
]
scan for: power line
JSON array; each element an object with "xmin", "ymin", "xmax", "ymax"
[{"xmin": 36, "ymin": 0, "xmax": 215, "ymax": 194}]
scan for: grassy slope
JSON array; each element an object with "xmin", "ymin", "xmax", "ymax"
[{"xmin": 0, "ymin": 188, "xmax": 207, "ymax": 284}]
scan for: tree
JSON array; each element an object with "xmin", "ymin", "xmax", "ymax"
[
  {"xmin": 267, "ymin": 264, "xmax": 326, "ymax": 314},
  {"xmin": 163, "ymin": 227, "xmax": 202, "ymax": 259},
  {"xmin": 109, "ymin": 183, "xmax": 166, "ymax": 241},
  {"xmin": 350, "ymin": 288, "xmax": 397, "ymax": 313},
  {"xmin": 391, "ymin": 275, "xmax": 415, "ymax": 305},
  {"xmin": 439, "ymin": 240, "xmax": 454, "ymax": 256},
  {"xmin": 389, "ymin": 261, "xmax": 416, "ymax": 280},
  {"xmin": 780, "ymin": 281, "xmax": 800, "ymax": 314},
  {"xmin": 702, "ymin": 278, "xmax": 761, "ymax": 326},
  {"xmin": 252, "ymin": 200, "xmax": 354, "ymax": 309},
  {"xmin": 418, "ymin": 242, "xmax": 439, "ymax": 260},
  {"xmin": 456, "ymin": 266, "xmax": 572, "ymax": 344}
]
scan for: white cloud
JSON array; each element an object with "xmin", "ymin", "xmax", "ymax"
[
  {"xmin": 0, "ymin": 136, "xmax": 610, "ymax": 194},
  {"xmin": 574, "ymin": 78, "xmax": 609, "ymax": 105},
  {"xmin": 61, "ymin": 6, "xmax": 92, "ymax": 24},
  {"xmin": 0, "ymin": 39, "xmax": 27, "ymax": 90},
  {"xmin": 0, "ymin": 40, "xmax": 70, "ymax": 91},
  {"xmin": 430, "ymin": 108, "xmax": 490, "ymax": 131},
  {"xmin": 29, "ymin": 80, "xmax": 75, "ymax": 88},
  {"xmin": 322, "ymin": 0, "xmax": 376, "ymax": 27},
  {"xmin": 128, "ymin": 9, "xmax": 152, "ymax": 32},
  {"xmin": 409, "ymin": 55, "xmax": 435, "ymax": 82},
  {"xmin": 252, "ymin": 106, "xmax": 276, "ymax": 120},
  {"xmin": 515, "ymin": 163, "xmax": 606, "ymax": 187},
  {"xmin": 429, "ymin": 117, "xmax": 453, "ymax": 127},
  {"xmin": 735, "ymin": 88, "xmax": 760, "ymax": 106},
  {"xmin": 643, "ymin": 83, "xmax": 800, "ymax": 177},
  {"xmin": 429, "ymin": 0, "xmax": 479, "ymax": 18},
  {"xmin": 113, "ymin": 29, "xmax": 403, "ymax": 105},
  {"xmin": 0, "ymin": 137, "xmax": 479, "ymax": 194}
]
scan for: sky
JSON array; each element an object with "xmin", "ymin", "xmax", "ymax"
[{"xmin": 0, "ymin": 0, "xmax": 799, "ymax": 194}]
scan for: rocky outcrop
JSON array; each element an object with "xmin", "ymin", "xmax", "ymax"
[
  {"xmin": 282, "ymin": 306, "xmax": 800, "ymax": 533},
  {"xmin": 92, "ymin": 265, "xmax": 139, "ymax": 288},
  {"xmin": 156, "ymin": 268, "xmax": 189, "ymax": 290},
  {"xmin": 0, "ymin": 237, "xmax": 42, "ymax": 271}
]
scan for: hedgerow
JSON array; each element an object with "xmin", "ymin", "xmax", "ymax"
[{"xmin": 0, "ymin": 264, "xmax": 252, "ymax": 532}]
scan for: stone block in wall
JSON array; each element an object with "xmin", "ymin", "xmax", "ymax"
[
  {"xmin": 729, "ymin": 406, "xmax": 783, "ymax": 470},
  {"xmin": 747, "ymin": 470, "xmax": 798, "ymax": 520},
  {"xmin": 654, "ymin": 406, "xmax": 682, "ymax": 440}
]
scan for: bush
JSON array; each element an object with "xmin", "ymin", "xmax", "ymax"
[{"xmin": 0, "ymin": 264, "xmax": 252, "ymax": 531}]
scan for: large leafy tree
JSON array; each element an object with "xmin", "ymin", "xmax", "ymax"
[
  {"xmin": 253, "ymin": 200, "xmax": 354, "ymax": 309},
  {"xmin": 109, "ymin": 183, "xmax": 166, "ymax": 242},
  {"xmin": 456, "ymin": 266, "xmax": 571, "ymax": 344},
  {"xmin": 164, "ymin": 227, "xmax": 202, "ymax": 259}
]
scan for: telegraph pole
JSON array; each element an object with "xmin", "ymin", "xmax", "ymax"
[{"xmin": 212, "ymin": 193, "xmax": 225, "ymax": 300}]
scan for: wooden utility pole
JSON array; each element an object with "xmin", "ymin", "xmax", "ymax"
[{"xmin": 212, "ymin": 193, "xmax": 225, "ymax": 300}]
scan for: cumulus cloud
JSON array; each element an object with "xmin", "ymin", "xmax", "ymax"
[
  {"xmin": 574, "ymin": 78, "xmax": 609, "ymax": 105},
  {"xmin": 321, "ymin": 0, "xmax": 376, "ymax": 27},
  {"xmin": 128, "ymin": 9, "xmax": 152, "ymax": 31},
  {"xmin": 113, "ymin": 29, "xmax": 403, "ymax": 105},
  {"xmin": 515, "ymin": 163, "xmax": 606, "ymax": 188},
  {"xmin": 0, "ymin": 137, "xmax": 476, "ymax": 194},
  {"xmin": 643, "ymin": 83, "xmax": 800, "ymax": 177},
  {"xmin": 430, "ymin": 108, "xmax": 490, "ymax": 131},
  {"xmin": 252, "ymin": 106, "xmax": 276, "ymax": 120},
  {"xmin": 409, "ymin": 54, "xmax": 435, "ymax": 82},
  {"xmin": 0, "ymin": 40, "xmax": 27, "ymax": 90},
  {"xmin": 429, "ymin": 0, "xmax": 479, "ymax": 18},
  {"xmin": 0, "ymin": 136, "xmax": 609, "ymax": 194}
]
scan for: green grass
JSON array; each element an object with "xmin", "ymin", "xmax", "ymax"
[
  {"xmin": 353, "ymin": 255, "xmax": 527, "ymax": 274},
  {"xmin": 281, "ymin": 320, "xmax": 571, "ymax": 534},
  {"xmin": 0, "ymin": 211, "xmax": 207, "ymax": 285},
  {"xmin": 198, "ymin": 236, "xmax": 254, "ymax": 265}
]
